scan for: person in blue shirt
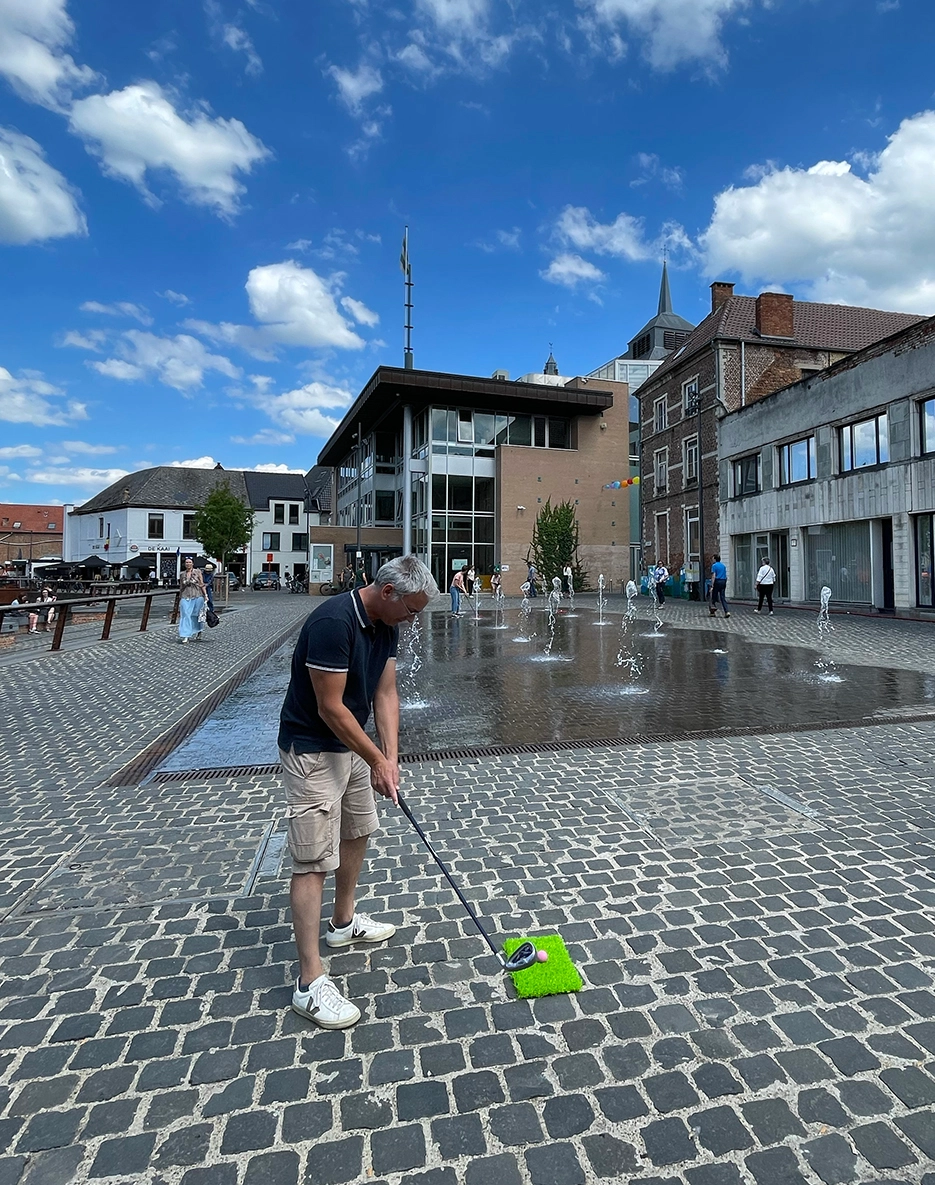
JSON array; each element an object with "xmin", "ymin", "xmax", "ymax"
[{"xmin": 709, "ymin": 554, "xmax": 730, "ymax": 617}]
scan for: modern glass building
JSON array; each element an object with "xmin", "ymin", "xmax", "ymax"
[{"xmin": 317, "ymin": 366, "xmax": 630, "ymax": 591}]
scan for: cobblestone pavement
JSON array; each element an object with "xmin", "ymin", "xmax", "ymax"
[
  {"xmin": 0, "ymin": 602, "xmax": 934, "ymax": 1184},
  {"xmin": 0, "ymin": 593, "xmax": 311, "ymax": 794}
]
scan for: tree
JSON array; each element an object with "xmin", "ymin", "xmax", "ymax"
[
  {"xmin": 527, "ymin": 498, "xmax": 589, "ymax": 590},
  {"xmin": 192, "ymin": 483, "xmax": 255, "ymax": 571}
]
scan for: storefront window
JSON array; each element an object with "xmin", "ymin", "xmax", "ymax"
[
  {"xmin": 806, "ymin": 522, "xmax": 872, "ymax": 603},
  {"xmin": 917, "ymin": 515, "xmax": 934, "ymax": 607}
]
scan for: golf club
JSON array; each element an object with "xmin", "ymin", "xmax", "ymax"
[{"xmin": 397, "ymin": 792, "xmax": 546, "ymax": 973}]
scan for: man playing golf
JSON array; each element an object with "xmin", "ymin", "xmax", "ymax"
[{"xmin": 278, "ymin": 554, "xmax": 438, "ymax": 1028}]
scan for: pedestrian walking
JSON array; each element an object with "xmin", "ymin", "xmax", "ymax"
[
  {"xmin": 709, "ymin": 554, "xmax": 730, "ymax": 618},
  {"xmin": 562, "ymin": 562, "xmax": 573, "ymax": 595},
  {"xmin": 754, "ymin": 557, "xmax": 777, "ymax": 614},
  {"xmin": 527, "ymin": 563, "xmax": 539, "ymax": 597},
  {"xmin": 354, "ymin": 564, "xmax": 369, "ymax": 589},
  {"xmin": 652, "ymin": 562, "xmax": 669, "ymax": 606},
  {"xmin": 341, "ymin": 562, "xmax": 355, "ymax": 591},
  {"xmin": 449, "ymin": 567, "xmax": 466, "ymax": 615},
  {"xmin": 278, "ymin": 554, "xmax": 438, "ymax": 1028},
  {"xmin": 178, "ymin": 558, "xmax": 207, "ymax": 643},
  {"xmin": 203, "ymin": 564, "xmax": 216, "ymax": 612}
]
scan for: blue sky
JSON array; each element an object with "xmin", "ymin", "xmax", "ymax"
[{"xmin": 1, "ymin": 0, "xmax": 934, "ymax": 505}]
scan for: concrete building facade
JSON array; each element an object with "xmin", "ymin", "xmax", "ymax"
[
  {"xmin": 637, "ymin": 283, "xmax": 921, "ymax": 591},
  {"xmin": 719, "ymin": 315, "xmax": 935, "ymax": 613}
]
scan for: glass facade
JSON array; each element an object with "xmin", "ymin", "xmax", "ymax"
[
  {"xmin": 806, "ymin": 522, "xmax": 872, "ymax": 603},
  {"xmin": 916, "ymin": 515, "xmax": 934, "ymax": 607}
]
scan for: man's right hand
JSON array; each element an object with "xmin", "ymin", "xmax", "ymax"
[{"xmin": 371, "ymin": 757, "xmax": 400, "ymax": 805}]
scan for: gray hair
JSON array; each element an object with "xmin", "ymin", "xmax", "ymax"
[{"xmin": 373, "ymin": 555, "xmax": 439, "ymax": 599}]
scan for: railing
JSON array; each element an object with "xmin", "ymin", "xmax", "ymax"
[{"xmin": 0, "ymin": 590, "xmax": 180, "ymax": 652}]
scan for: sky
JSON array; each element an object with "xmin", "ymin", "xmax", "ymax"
[{"xmin": 1, "ymin": 0, "xmax": 935, "ymax": 506}]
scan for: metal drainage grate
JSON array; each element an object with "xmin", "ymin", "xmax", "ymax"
[{"xmin": 148, "ymin": 708, "xmax": 935, "ymax": 783}]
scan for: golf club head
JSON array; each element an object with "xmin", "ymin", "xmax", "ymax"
[{"xmin": 501, "ymin": 941, "xmax": 538, "ymax": 972}]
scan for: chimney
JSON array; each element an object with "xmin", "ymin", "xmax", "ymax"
[
  {"xmin": 710, "ymin": 282, "xmax": 734, "ymax": 312},
  {"xmin": 755, "ymin": 291, "xmax": 794, "ymax": 338}
]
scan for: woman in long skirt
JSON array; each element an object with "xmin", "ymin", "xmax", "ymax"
[{"xmin": 178, "ymin": 559, "xmax": 207, "ymax": 643}]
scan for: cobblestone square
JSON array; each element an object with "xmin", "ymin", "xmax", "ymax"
[{"xmin": 0, "ymin": 595, "xmax": 933, "ymax": 1184}]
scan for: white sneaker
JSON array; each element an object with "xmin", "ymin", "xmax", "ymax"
[
  {"xmin": 326, "ymin": 912, "xmax": 396, "ymax": 949},
  {"xmin": 292, "ymin": 974, "xmax": 360, "ymax": 1028},
  {"xmin": 753, "ymin": 609, "xmax": 760, "ymax": 613}
]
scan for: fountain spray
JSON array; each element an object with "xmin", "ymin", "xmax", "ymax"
[
  {"xmin": 615, "ymin": 579, "xmax": 642, "ymax": 677},
  {"xmin": 544, "ymin": 579, "xmax": 562, "ymax": 656},
  {"xmin": 816, "ymin": 585, "xmax": 835, "ymax": 673},
  {"xmin": 594, "ymin": 573, "xmax": 608, "ymax": 626}
]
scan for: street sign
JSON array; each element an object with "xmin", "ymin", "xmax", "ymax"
[{"xmin": 267, "ymin": 553, "xmax": 273, "ymax": 562}]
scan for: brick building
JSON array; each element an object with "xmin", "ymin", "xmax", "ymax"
[
  {"xmin": 637, "ymin": 282, "xmax": 921, "ymax": 591},
  {"xmin": 316, "ymin": 365, "xmax": 633, "ymax": 592},
  {"xmin": 0, "ymin": 504, "xmax": 64, "ymax": 570}
]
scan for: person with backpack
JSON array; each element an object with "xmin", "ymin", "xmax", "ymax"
[{"xmin": 754, "ymin": 557, "xmax": 777, "ymax": 614}]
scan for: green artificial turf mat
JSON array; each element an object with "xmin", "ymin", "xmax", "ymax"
[{"xmin": 502, "ymin": 934, "xmax": 583, "ymax": 998}]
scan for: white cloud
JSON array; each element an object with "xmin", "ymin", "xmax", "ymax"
[
  {"xmin": 327, "ymin": 62, "xmax": 384, "ymax": 115},
  {"xmin": 61, "ymin": 440, "xmax": 118, "ymax": 454},
  {"xmin": 554, "ymin": 204, "xmax": 653, "ymax": 261},
  {"xmin": 240, "ymin": 377, "xmax": 353, "ymax": 436},
  {"xmin": 231, "ymin": 428, "xmax": 295, "ymax": 445},
  {"xmin": 0, "ymin": 466, "xmax": 23, "ymax": 482},
  {"xmin": 0, "ymin": 0, "xmax": 96, "ymax": 109},
  {"xmin": 699, "ymin": 110, "xmax": 935, "ymax": 312},
  {"xmin": 27, "ymin": 465, "xmax": 129, "ymax": 487},
  {"xmin": 631, "ymin": 151, "xmax": 684, "ymax": 190},
  {"xmin": 61, "ymin": 329, "xmax": 106, "ymax": 351},
  {"xmin": 286, "ymin": 238, "xmax": 312, "ymax": 253},
  {"xmin": 90, "ymin": 358, "xmax": 144, "ymax": 381},
  {"xmin": 205, "ymin": 1, "xmax": 264, "ymax": 75},
  {"xmin": 540, "ymin": 253, "xmax": 606, "ymax": 288},
  {"xmin": 0, "ymin": 366, "xmax": 87, "ymax": 426},
  {"xmin": 187, "ymin": 260, "xmax": 367, "ymax": 357},
  {"xmin": 579, "ymin": 0, "xmax": 752, "ymax": 71},
  {"xmin": 69, "ymin": 81, "xmax": 270, "ymax": 216},
  {"xmin": 0, "ymin": 128, "xmax": 86, "ymax": 244},
  {"xmin": 245, "ymin": 462, "xmax": 304, "ymax": 473},
  {"xmin": 160, "ymin": 289, "xmax": 190, "ymax": 305},
  {"xmin": 80, "ymin": 299, "xmax": 152, "ymax": 324},
  {"xmin": 0, "ymin": 444, "xmax": 42, "ymax": 459},
  {"xmin": 168, "ymin": 456, "xmax": 218, "ymax": 468},
  {"xmin": 90, "ymin": 331, "xmax": 241, "ymax": 391},
  {"xmin": 340, "ymin": 296, "xmax": 380, "ymax": 326}
]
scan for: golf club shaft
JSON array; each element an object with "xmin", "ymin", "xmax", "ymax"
[{"xmin": 397, "ymin": 793, "xmax": 502, "ymax": 961}]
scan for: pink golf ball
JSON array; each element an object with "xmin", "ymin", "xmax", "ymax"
[{"xmin": 536, "ymin": 950, "xmax": 549, "ymax": 963}]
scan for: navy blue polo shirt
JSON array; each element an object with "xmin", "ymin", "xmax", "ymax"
[{"xmin": 278, "ymin": 588, "xmax": 399, "ymax": 754}]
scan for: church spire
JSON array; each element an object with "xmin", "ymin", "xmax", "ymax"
[
  {"xmin": 543, "ymin": 345, "xmax": 559, "ymax": 376},
  {"xmin": 657, "ymin": 260, "xmax": 673, "ymax": 316}
]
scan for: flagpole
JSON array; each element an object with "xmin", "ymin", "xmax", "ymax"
[{"xmin": 401, "ymin": 225, "xmax": 414, "ymax": 369}]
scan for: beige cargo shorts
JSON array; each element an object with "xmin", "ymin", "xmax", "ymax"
[{"xmin": 279, "ymin": 746, "xmax": 379, "ymax": 874}]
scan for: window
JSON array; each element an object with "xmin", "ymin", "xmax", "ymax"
[
  {"xmin": 98, "ymin": 517, "xmax": 105, "ymax": 538},
  {"xmin": 533, "ymin": 417, "xmax": 546, "ymax": 448},
  {"xmin": 548, "ymin": 418, "xmax": 570, "ymax": 449},
  {"xmin": 840, "ymin": 414, "xmax": 888, "ymax": 471},
  {"xmin": 922, "ymin": 397, "xmax": 935, "ymax": 455},
  {"xmin": 682, "ymin": 377, "xmax": 699, "ymax": 415},
  {"xmin": 778, "ymin": 437, "xmax": 816, "ymax": 485},
  {"xmin": 653, "ymin": 398, "xmax": 668, "ymax": 432},
  {"xmin": 375, "ymin": 491, "xmax": 396, "ymax": 522},
  {"xmin": 664, "ymin": 329, "xmax": 690, "ymax": 351},
  {"xmin": 147, "ymin": 514, "xmax": 164, "ymax": 539},
  {"xmin": 917, "ymin": 515, "xmax": 934, "ymax": 607},
  {"xmin": 633, "ymin": 332, "xmax": 652, "ymax": 358},
  {"xmin": 291, "ymin": 533, "xmax": 309, "ymax": 552},
  {"xmin": 182, "ymin": 514, "xmax": 196, "ymax": 540},
  {"xmin": 289, "ymin": 504, "xmax": 300, "ymax": 524},
  {"xmin": 684, "ymin": 436, "xmax": 699, "ymax": 485},
  {"xmin": 732, "ymin": 454, "xmax": 760, "ymax": 496},
  {"xmin": 273, "ymin": 504, "xmax": 285, "ymax": 524},
  {"xmin": 654, "ymin": 448, "xmax": 668, "ymax": 494},
  {"xmin": 508, "ymin": 415, "xmax": 531, "ymax": 446},
  {"xmin": 458, "ymin": 410, "xmax": 473, "ymax": 443},
  {"xmin": 262, "ymin": 532, "xmax": 281, "ymax": 551}
]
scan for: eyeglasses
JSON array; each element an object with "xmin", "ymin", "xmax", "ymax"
[{"xmin": 400, "ymin": 597, "xmax": 422, "ymax": 617}]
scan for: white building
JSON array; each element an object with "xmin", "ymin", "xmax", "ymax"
[{"xmin": 64, "ymin": 465, "xmax": 331, "ymax": 583}]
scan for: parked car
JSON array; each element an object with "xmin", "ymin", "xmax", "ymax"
[
  {"xmin": 225, "ymin": 572, "xmax": 241, "ymax": 591},
  {"xmin": 252, "ymin": 571, "xmax": 281, "ymax": 591}
]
